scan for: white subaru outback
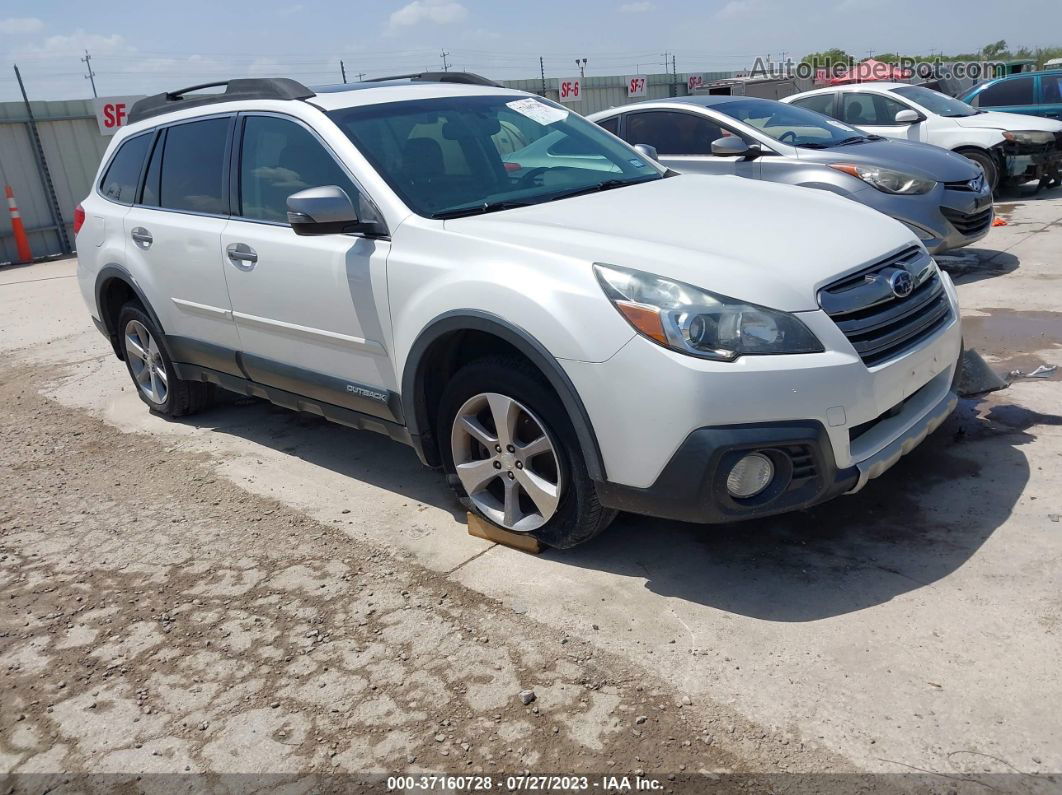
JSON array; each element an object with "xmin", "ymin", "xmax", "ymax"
[{"xmin": 75, "ymin": 73, "xmax": 962, "ymax": 548}]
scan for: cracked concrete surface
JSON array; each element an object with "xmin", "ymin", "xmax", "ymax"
[{"xmin": 1, "ymin": 188, "xmax": 1061, "ymax": 790}]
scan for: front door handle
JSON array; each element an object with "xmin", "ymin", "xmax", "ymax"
[
  {"xmin": 130, "ymin": 227, "xmax": 153, "ymax": 248},
  {"xmin": 226, "ymin": 242, "xmax": 258, "ymax": 270}
]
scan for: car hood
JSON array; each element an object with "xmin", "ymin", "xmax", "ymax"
[
  {"xmin": 795, "ymin": 138, "xmax": 979, "ymax": 181},
  {"xmin": 952, "ymin": 111, "xmax": 1062, "ymax": 133},
  {"xmin": 442, "ymin": 174, "xmax": 918, "ymax": 312}
]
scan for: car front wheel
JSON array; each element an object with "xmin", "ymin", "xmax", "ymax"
[{"xmin": 438, "ymin": 355, "xmax": 615, "ymax": 549}]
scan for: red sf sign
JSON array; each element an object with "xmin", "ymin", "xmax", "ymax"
[
  {"xmin": 627, "ymin": 76, "xmax": 647, "ymax": 97},
  {"xmin": 558, "ymin": 78, "xmax": 581, "ymax": 103},
  {"xmin": 93, "ymin": 95, "xmax": 146, "ymax": 136}
]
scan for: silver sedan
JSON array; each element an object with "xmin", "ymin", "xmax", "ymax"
[{"xmin": 587, "ymin": 96, "xmax": 994, "ymax": 253}]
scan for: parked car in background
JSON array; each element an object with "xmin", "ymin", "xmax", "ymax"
[
  {"xmin": 75, "ymin": 74, "xmax": 963, "ymax": 548},
  {"xmin": 588, "ymin": 96, "xmax": 993, "ymax": 253},
  {"xmin": 783, "ymin": 82, "xmax": 1062, "ymax": 191},
  {"xmin": 960, "ymin": 70, "xmax": 1062, "ymax": 121}
]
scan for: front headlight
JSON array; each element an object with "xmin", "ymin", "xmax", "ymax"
[
  {"xmin": 829, "ymin": 163, "xmax": 935, "ymax": 194},
  {"xmin": 1002, "ymin": 130, "xmax": 1055, "ymax": 145},
  {"xmin": 594, "ymin": 263, "xmax": 823, "ymax": 361}
]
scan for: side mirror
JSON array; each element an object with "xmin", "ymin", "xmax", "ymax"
[
  {"xmin": 287, "ymin": 185, "xmax": 376, "ymax": 236},
  {"xmin": 711, "ymin": 136, "xmax": 758, "ymax": 158},
  {"xmin": 894, "ymin": 109, "xmax": 921, "ymax": 124},
  {"xmin": 632, "ymin": 143, "xmax": 659, "ymax": 161}
]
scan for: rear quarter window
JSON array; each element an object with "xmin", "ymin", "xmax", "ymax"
[{"xmin": 99, "ymin": 133, "xmax": 152, "ymax": 205}]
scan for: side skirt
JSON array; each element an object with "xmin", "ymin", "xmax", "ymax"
[{"xmin": 171, "ymin": 362, "xmax": 413, "ymax": 448}]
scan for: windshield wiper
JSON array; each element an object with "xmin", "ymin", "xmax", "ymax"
[
  {"xmin": 546, "ymin": 177, "xmax": 653, "ymax": 202},
  {"xmin": 796, "ymin": 142, "xmax": 829, "ymax": 149},
  {"xmin": 836, "ymin": 135, "xmax": 870, "ymax": 146},
  {"xmin": 431, "ymin": 200, "xmax": 533, "ymax": 220}
]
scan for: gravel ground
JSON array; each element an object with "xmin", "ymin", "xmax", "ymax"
[{"xmin": 0, "ymin": 360, "xmax": 855, "ymax": 790}]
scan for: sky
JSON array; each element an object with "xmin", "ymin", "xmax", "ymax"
[{"xmin": 2, "ymin": 0, "xmax": 1061, "ymax": 102}]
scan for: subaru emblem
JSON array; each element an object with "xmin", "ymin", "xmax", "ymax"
[{"xmin": 889, "ymin": 270, "xmax": 915, "ymax": 298}]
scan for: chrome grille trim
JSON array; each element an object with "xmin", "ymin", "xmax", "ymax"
[{"xmin": 819, "ymin": 247, "xmax": 952, "ymax": 367}]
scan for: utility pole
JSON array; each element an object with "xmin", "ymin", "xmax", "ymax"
[
  {"xmin": 356, "ymin": 72, "xmax": 366, "ymax": 81},
  {"xmin": 440, "ymin": 50, "xmax": 450, "ymax": 71},
  {"xmin": 539, "ymin": 56, "xmax": 546, "ymax": 95},
  {"xmin": 574, "ymin": 58, "xmax": 587, "ymax": 78},
  {"xmin": 340, "ymin": 60, "xmax": 347, "ymax": 83},
  {"xmin": 81, "ymin": 49, "xmax": 98, "ymax": 98}
]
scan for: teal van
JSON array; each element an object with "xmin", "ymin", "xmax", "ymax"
[{"xmin": 961, "ymin": 70, "xmax": 1062, "ymax": 120}]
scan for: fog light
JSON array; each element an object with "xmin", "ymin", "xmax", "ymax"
[{"xmin": 726, "ymin": 452, "xmax": 774, "ymax": 498}]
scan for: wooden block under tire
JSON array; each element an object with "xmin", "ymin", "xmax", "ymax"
[{"xmin": 467, "ymin": 512, "xmax": 544, "ymax": 554}]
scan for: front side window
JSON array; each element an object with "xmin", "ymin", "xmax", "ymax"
[
  {"xmin": 890, "ymin": 85, "xmax": 979, "ymax": 118},
  {"xmin": 328, "ymin": 94, "xmax": 664, "ymax": 219},
  {"xmin": 623, "ymin": 111, "xmax": 724, "ymax": 155},
  {"xmin": 99, "ymin": 133, "xmax": 151, "ymax": 205},
  {"xmin": 976, "ymin": 77, "xmax": 1035, "ymax": 107},
  {"xmin": 841, "ymin": 92, "xmax": 909, "ymax": 125},
  {"xmin": 239, "ymin": 115, "xmax": 360, "ymax": 223},
  {"xmin": 596, "ymin": 115, "xmax": 620, "ymax": 135},
  {"xmin": 158, "ymin": 117, "xmax": 230, "ymax": 214}
]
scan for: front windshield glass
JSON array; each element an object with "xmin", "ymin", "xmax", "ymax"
[
  {"xmin": 717, "ymin": 98, "xmax": 866, "ymax": 147},
  {"xmin": 891, "ymin": 85, "xmax": 979, "ymax": 117},
  {"xmin": 328, "ymin": 94, "xmax": 665, "ymax": 218}
]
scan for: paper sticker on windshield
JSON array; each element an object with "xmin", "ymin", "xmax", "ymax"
[
  {"xmin": 826, "ymin": 119, "xmax": 854, "ymax": 130},
  {"xmin": 506, "ymin": 98, "xmax": 569, "ymax": 125},
  {"xmin": 628, "ymin": 158, "xmax": 647, "ymax": 168}
]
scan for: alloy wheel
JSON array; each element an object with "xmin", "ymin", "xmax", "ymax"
[
  {"xmin": 450, "ymin": 392, "xmax": 562, "ymax": 533},
  {"xmin": 124, "ymin": 319, "xmax": 169, "ymax": 405}
]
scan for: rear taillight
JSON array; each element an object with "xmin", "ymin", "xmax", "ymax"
[{"xmin": 73, "ymin": 203, "xmax": 86, "ymax": 236}]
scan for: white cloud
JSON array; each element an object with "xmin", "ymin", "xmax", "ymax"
[
  {"xmin": 0, "ymin": 17, "xmax": 44, "ymax": 34},
  {"xmin": 618, "ymin": 2, "xmax": 655, "ymax": 12},
  {"xmin": 32, "ymin": 30, "xmax": 130, "ymax": 56},
  {"xmin": 389, "ymin": 0, "xmax": 468, "ymax": 28},
  {"xmin": 716, "ymin": 0, "xmax": 764, "ymax": 19}
]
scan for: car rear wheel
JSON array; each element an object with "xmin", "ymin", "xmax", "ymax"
[
  {"xmin": 438, "ymin": 355, "xmax": 616, "ymax": 549},
  {"xmin": 118, "ymin": 303, "xmax": 214, "ymax": 417}
]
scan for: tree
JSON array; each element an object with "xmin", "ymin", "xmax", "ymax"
[
  {"xmin": 800, "ymin": 48, "xmax": 853, "ymax": 67},
  {"xmin": 981, "ymin": 40, "xmax": 1008, "ymax": 58}
]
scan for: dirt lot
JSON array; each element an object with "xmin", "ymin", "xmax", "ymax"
[{"xmin": 2, "ymin": 187, "xmax": 1061, "ymax": 791}]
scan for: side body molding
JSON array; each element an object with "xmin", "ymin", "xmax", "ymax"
[{"xmin": 401, "ymin": 310, "xmax": 606, "ymax": 482}]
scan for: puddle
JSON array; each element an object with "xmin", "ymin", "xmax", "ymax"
[{"xmin": 962, "ymin": 309, "xmax": 1062, "ymax": 362}]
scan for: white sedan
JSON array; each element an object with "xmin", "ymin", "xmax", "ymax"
[{"xmin": 783, "ymin": 82, "xmax": 1062, "ymax": 190}]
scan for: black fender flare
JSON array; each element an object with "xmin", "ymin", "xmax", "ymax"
[
  {"xmin": 401, "ymin": 310, "xmax": 607, "ymax": 482},
  {"xmin": 94, "ymin": 264, "xmax": 166, "ymax": 359}
]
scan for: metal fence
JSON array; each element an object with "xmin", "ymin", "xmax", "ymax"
[
  {"xmin": 0, "ymin": 70, "xmax": 736, "ymax": 264},
  {"xmin": 0, "ymin": 98, "xmax": 106, "ymax": 263}
]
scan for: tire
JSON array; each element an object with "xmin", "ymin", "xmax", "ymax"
[
  {"xmin": 437, "ymin": 355, "xmax": 616, "ymax": 549},
  {"xmin": 117, "ymin": 302, "xmax": 214, "ymax": 417},
  {"xmin": 959, "ymin": 149, "xmax": 999, "ymax": 193}
]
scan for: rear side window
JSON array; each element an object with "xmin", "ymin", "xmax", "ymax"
[
  {"xmin": 623, "ymin": 110, "xmax": 723, "ymax": 155},
  {"xmin": 99, "ymin": 134, "xmax": 151, "ymax": 205},
  {"xmin": 977, "ymin": 77, "xmax": 1035, "ymax": 107},
  {"xmin": 158, "ymin": 118, "xmax": 230, "ymax": 214},
  {"xmin": 238, "ymin": 115, "xmax": 359, "ymax": 223},
  {"xmin": 790, "ymin": 94, "xmax": 835, "ymax": 118},
  {"xmin": 1045, "ymin": 75, "xmax": 1062, "ymax": 104}
]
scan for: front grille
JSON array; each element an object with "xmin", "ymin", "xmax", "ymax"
[
  {"xmin": 785, "ymin": 446, "xmax": 817, "ymax": 482},
  {"xmin": 942, "ymin": 179, "xmax": 979, "ymax": 192},
  {"xmin": 819, "ymin": 247, "xmax": 952, "ymax": 368},
  {"xmin": 941, "ymin": 206, "xmax": 992, "ymax": 236}
]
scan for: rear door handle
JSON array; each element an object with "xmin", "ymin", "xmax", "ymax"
[
  {"xmin": 226, "ymin": 242, "xmax": 258, "ymax": 270},
  {"xmin": 130, "ymin": 227, "xmax": 153, "ymax": 248}
]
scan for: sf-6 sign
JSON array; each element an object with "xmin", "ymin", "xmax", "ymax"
[
  {"xmin": 93, "ymin": 96, "xmax": 145, "ymax": 136},
  {"xmin": 557, "ymin": 78, "xmax": 581, "ymax": 103},
  {"xmin": 626, "ymin": 75, "xmax": 647, "ymax": 97}
]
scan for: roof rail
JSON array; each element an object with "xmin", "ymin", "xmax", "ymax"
[
  {"xmin": 128, "ymin": 78, "xmax": 316, "ymax": 124},
  {"xmin": 364, "ymin": 72, "xmax": 503, "ymax": 88}
]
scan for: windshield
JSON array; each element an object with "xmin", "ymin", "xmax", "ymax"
[
  {"xmin": 717, "ymin": 98, "xmax": 867, "ymax": 147},
  {"xmin": 328, "ymin": 94, "xmax": 665, "ymax": 218},
  {"xmin": 891, "ymin": 86, "xmax": 979, "ymax": 117}
]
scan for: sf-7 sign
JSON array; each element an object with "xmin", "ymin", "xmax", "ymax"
[
  {"xmin": 558, "ymin": 78, "xmax": 581, "ymax": 103},
  {"xmin": 627, "ymin": 76, "xmax": 647, "ymax": 97}
]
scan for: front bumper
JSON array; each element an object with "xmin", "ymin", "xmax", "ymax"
[
  {"xmin": 851, "ymin": 181, "xmax": 994, "ymax": 254},
  {"xmin": 565, "ymin": 272, "xmax": 963, "ymax": 524},
  {"xmin": 999, "ymin": 136, "xmax": 1062, "ymax": 184}
]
